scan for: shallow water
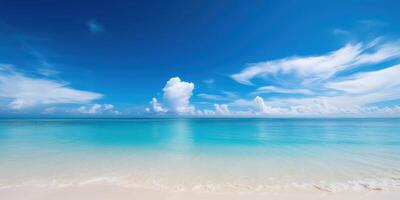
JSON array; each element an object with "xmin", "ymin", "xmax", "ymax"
[{"xmin": 1, "ymin": 118, "xmax": 400, "ymax": 192}]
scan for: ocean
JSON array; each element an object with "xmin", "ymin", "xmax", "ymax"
[{"xmin": 1, "ymin": 118, "xmax": 400, "ymax": 192}]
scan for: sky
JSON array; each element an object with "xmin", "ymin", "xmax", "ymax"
[{"xmin": 1, "ymin": 0, "xmax": 400, "ymax": 117}]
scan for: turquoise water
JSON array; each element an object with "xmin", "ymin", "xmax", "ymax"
[{"xmin": 1, "ymin": 118, "xmax": 400, "ymax": 192}]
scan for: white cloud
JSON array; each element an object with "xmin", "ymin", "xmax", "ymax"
[
  {"xmin": 87, "ymin": 19, "xmax": 104, "ymax": 34},
  {"xmin": 224, "ymin": 37, "xmax": 400, "ymax": 117},
  {"xmin": 255, "ymin": 86, "xmax": 314, "ymax": 95},
  {"xmin": 75, "ymin": 104, "xmax": 118, "ymax": 114},
  {"xmin": 228, "ymin": 96, "xmax": 400, "ymax": 117},
  {"xmin": 326, "ymin": 64, "xmax": 400, "ymax": 95},
  {"xmin": 252, "ymin": 96, "xmax": 287, "ymax": 115},
  {"xmin": 147, "ymin": 97, "xmax": 167, "ymax": 113},
  {"xmin": 231, "ymin": 39, "xmax": 400, "ymax": 85},
  {"xmin": 144, "ymin": 39, "xmax": 400, "ymax": 117},
  {"xmin": 162, "ymin": 77, "xmax": 195, "ymax": 114},
  {"xmin": 214, "ymin": 104, "xmax": 230, "ymax": 115},
  {"xmin": 148, "ymin": 77, "xmax": 237, "ymax": 116},
  {"xmin": 0, "ymin": 65, "xmax": 102, "ymax": 110},
  {"xmin": 198, "ymin": 93, "xmax": 225, "ymax": 101},
  {"xmin": 197, "ymin": 91, "xmax": 239, "ymax": 102}
]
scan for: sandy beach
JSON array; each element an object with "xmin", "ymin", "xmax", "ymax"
[{"xmin": 1, "ymin": 185, "xmax": 399, "ymax": 200}]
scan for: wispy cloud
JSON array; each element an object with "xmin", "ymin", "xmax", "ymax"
[
  {"xmin": 332, "ymin": 28, "xmax": 351, "ymax": 36},
  {"xmin": 142, "ymin": 31, "xmax": 400, "ymax": 117},
  {"xmin": 18, "ymin": 39, "xmax": 60, "ymax": 77},
  {"xmin": 203, "ymin": 79, "xmax": 214, "ymax": 84},
  {"xmin": 197, "ymin": 91, "xmax": 239, "ymax": 101},
  {"xmin": 223, "ymin": 36, "xmax": 400, "ymax": 116},
  {"xmin": 358, "ymin": 19, "xmax": 389, "ymax": 29},
  {"xmin": 197, "ymin": 93, "xmax": 225, "ymax": 101},
  {"xmin": 230, "ymin": 38, "xmax": 400, "ymax": 85},
  {"xmin": 255, "ymin": 86, "xmax": 314, "ymax": 95},
  {"xmin": 87, "ymin": 19, "xmax": 104, "ymax": 34},
  {"xmin": 0, "ymin": 64, "xmax": 102, "ymax": 110}
]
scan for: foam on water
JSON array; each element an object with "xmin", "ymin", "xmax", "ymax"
[{"xmin": 1, "ymin": 176, "xmax": 400, "ymax": 193}]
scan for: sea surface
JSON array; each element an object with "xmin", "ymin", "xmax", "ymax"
[{"xmin": 1, "ymin": 118, "xmax": 400, "ymax": 192}]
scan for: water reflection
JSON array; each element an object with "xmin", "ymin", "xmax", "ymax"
[{"xmin": 165, "ymin": 119, "xmax": 192, "ymax": 152}]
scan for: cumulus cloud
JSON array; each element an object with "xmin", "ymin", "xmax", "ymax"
[
  {"xmin": 147, "ymin": 97, "xmax": 167, "ymax": 113},
  {"xmin": 75, "ymin": 104, "xmax": 118, "ymax": 114},
  {"xmin": 0, "ymin": 65, "xmax": 102, "ymax": 110},
  {"xmin": 147, "ymin": 77, "xmax": 238, "ymax": 116},
  {"xmin": 146, "ymin": 39, "xmax": 400, "ymax": 117},
  {"xmin": 146, "ymin": 77, "xmax": 195, "ymax": 114},
  {"xmin": 228, "ymin": 96, "xmax": 400, "ymax": 117},
  {"xmin": 251, "ymin": 96, "xmax": 287, "ymax": 115},
  {"xmin": 214, "ymin": 104, "xmax": 230, "ymax": 115},
  {"xmin": 162, "ymin": 77, "xmax": 195, "ymax": 114}
]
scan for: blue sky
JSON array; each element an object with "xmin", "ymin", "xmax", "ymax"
[{"xmin": 1, "ymin": 0, "xmax": 400, "ymax": 117}]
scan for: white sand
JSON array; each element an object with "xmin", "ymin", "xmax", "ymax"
[{"xmin": 1, "ymin": 185, "xmax": 399, "ymax": 200}]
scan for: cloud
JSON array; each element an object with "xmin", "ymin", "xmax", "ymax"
[
  {"xmin": 214, "ymin": 104, "xmax": 230, "ymax": 115},
  {"xmin": 358, "ymin": 20, "xmax": 389, "ymax": 28},
  {"xmin": 326, "ymin": 64, "xmax": 400, "ymax": 95},
  {"xmin": 332, "ymin": 28, "xmax": 351, "ymax": 36},
  {"xmin": 197, "ymin": 93, "xmax": 225, "ymax": 101},
  {"xmin": 18, "ymin": 39, "xmax": 60, "ymax": 77},
  {"xmin": 194, "ymin": 104, "xmax": 231, "ymax": 116},
  {"xmin": 224, "ymin": 37, "xmax": 400, "ymax": 117},
  {"xmin": 255, "ymin": 86, "xmax": 314, "ymax": 95},
  {"xmin": 147, "ymin": 97, "xmax": 167, "ymax": 113},
  {"xmin": 87, "ymin": 19, "xmax": 104, "ymax": 34},
  {"xmin": 36, "ymin": 68, "xmax": 60, "ymax": 77},
  {"xmin": 145, "ymin": 39, "xmax": 400, "ymax": 117},
  {"xmin": 74, "ymin": 104, "xmax": 118, "ymax": 114},
  {"xmin": 319, "ymin": 64, "xmax": 400, "ymax": 106},
  {"xmin": 148, "ymin": 77, "xmax": 237, "ymax": 116},
  {"xmin": 230, "ymin": 39, "xmax": 400, "ymax": 85},
  {"xmin": 162, "ymin": 77, "xmax": 195, "ymax": 114},
  {"xmin": 227, "ymin": 96, "xmax": 400, "ymax": 117},
  {"xmin": 0, "ymin": 64, "xmax": 102, "ymax": 110},
  {"xmin": 203, "ymin": 79, "xmax": 215, "ymax": 84},
  {"xmin": 198, "ymin": 91, "xmax": 239, "ymax": 102},
  {"xmin": 146, "ymin": 77, "xmax": 195, "ymax": 114},
  {"xmin": 252, "ymin": 96, "xmax": 287, "ymax": 115},
  {"xmin": 41, "ymin": 107, "xmax": 58, "ymax": 114}
]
